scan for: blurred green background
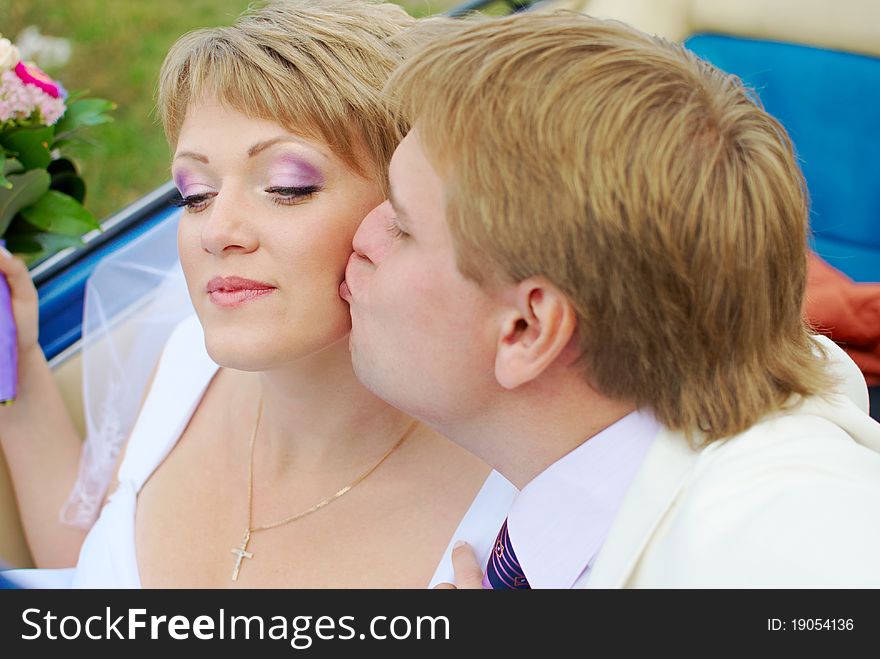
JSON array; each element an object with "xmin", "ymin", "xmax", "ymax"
[{"xmin": 0, "ymin": 0, "xmax": 470, "ymax": 222}]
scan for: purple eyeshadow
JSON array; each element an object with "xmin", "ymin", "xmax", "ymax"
[
  {"xmin": 269, "ymin": 155, "xmax": 324, "ymax": 187},
  {"xmin": 174, "ymin": 171, "xmax": 214, "ymax": 197},
  {"xmin": 173, "ymin": 171, "xmax": 193, "ymax": 195}
]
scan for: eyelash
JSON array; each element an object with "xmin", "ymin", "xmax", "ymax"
[
  {"xmin": 385, "ymin": 218, "xmax": 409, "ymax": 240},
  {"xmin": 266, "ymin": 185, "xmax": 322, "ymax": 206},
  {"xmin": 171, "ymin": 193, "xmax": 213, "ymax": 212},
  {"xmin": 171, "ymin": 185, "xmax": 323, "ymax": 213}
]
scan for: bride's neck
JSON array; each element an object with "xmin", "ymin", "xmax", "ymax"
[{"xmin": 237, "ymin": 337, "xmax": 413, "ymax": 475}]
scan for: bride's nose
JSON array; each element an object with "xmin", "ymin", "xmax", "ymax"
[{"xmin": 201, "ymin": 188, "xmax": 258, "ymax": 256}]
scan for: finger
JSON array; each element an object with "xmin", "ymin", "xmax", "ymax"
[
  {"xmin": 433, "ymin": 582, "xmax": 457, "ymax": 590},
  {"xmin": 0, "ymin": 247, "xmax": 29, "ymax": 282},
  {"xmin": 451, "ymin": 541, "xmax": 485, "ymax": 589},
  {"xmin": 0, "ymin": 250, "xmax": 36, "ymax": 299}
]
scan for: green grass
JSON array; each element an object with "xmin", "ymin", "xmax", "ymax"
[{"xmin": 0, "ymin": 0, "xmax": 469, "ymax": 223}]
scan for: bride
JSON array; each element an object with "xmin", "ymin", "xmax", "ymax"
[{"xmin": 0, "ymin": 0, "xmax": 514, "ymax": 587}]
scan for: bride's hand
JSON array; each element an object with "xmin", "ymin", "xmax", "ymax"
[
  {"xmin": 0, "ymin": 244, "xmax": 40, "ymax": 357},
  {"xmin": 434, "ymin": 541, "xmax": 485, "ymax": 589}
]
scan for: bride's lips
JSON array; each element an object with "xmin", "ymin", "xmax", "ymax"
[
  {"xmin": 340, "ymin": 252, "xmax": 362, "ymax": 303},
  {"xmin": 339, "ymin": 280, "xmax": 351, "ymax": 302},
  {"xmin": 206, "ymin": 276, "xmax": 276, "ymax": 308}
]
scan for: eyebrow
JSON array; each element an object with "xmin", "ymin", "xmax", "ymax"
[
  {"xmin": 248, "ymin": 136, "xmax": 329, "ymax": 159},
  {"xmin": 172, "ymin": 151, "xmax": 208, "ymax": 164},
  {"xmin": 172, "ymin": 136, "xmax": 330, "ymax": 163}
]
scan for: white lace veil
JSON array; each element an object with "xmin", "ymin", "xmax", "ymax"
[{"xmin": 60, "ymin": 209, "xmax": 196, "ymax": 528}]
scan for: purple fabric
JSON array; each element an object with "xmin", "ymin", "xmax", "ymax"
[{"xmin": 0, "ymin": 238, "xmax": 18, "ymax": 404}]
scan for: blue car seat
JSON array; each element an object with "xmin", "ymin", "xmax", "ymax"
[{"xmin": 685, "ymin": 34, "xmax": 880, "ymax": 283}]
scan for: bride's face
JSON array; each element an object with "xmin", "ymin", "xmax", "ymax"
[{"xmin": 172, "ymin": 99, "xmax": 383, "ymax": 370}]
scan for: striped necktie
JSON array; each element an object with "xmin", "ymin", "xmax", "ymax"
[{"xmin": 483, "ymin": 518, "xmax": 531, "ymax": 589}]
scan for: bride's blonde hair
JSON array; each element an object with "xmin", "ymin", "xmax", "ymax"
[{"xmin": 158, "ymin": 0, "xmax": 416, "ymax": 192}]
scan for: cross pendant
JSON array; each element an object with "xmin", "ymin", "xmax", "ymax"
[{"xmin": 231, "ymin": 529, "xmax": 254, "ymax": 582}]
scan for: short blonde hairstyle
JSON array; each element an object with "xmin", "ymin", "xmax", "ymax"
[
  {"xmin": 158, "ymin": 0, "xmax": 415, "ymax": 189},
  {"xmin": 389, "ymin": 12, "xmax": 832, "ymax": 440}
]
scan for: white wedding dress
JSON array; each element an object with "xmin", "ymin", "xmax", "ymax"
[{"xmin": 3, "ymin": 314, "xmax": 517, "ymax": 588}]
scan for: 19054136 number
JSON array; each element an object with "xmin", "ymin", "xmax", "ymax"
[{"xmin": 791, "ymin": 618, "xmax": 854, "ymax": 631}]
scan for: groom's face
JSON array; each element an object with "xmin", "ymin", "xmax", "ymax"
[{"xmin": 342, "ymin": 130, "xmax": 501, "ymax": 426}]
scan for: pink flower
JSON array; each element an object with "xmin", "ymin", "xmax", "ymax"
[
  {"xmin": 0, "ymin": 69, "xmax": 66, "ymax": 125},
  {"xmin": 14, "ymin": 60, "xmax": 63, "ymax": 99}
]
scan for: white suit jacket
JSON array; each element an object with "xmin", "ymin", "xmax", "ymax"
[{"xmin": 583, "ymin": 339, "xmax": 880, "ymax": 588}]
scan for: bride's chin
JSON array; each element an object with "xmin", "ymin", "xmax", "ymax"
[
  {"xmin": 200, "ymin": 326, "xmax": 352, "ymax": 372},
  {"xmin": 198, "ymin": 324, "xmax": 270, "ymax": 370},
  {"xmin": 204, "ymin": 344, "xmax": 270, "ymax": 372}
]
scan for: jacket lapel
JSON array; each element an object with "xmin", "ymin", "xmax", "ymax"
[
  {"xmin": 796, "ymin": 394, "xmax": 880, "ymax": 453},
  {"xmin": 585, "ymin": 428, "xmax": 701, "ymax": 587},
  {"xmin": 583, "ymin": 376, "xmax": 880, "ymax": 588}
]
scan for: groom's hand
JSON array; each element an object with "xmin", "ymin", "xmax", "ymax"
[{"xmin": 434, "ymin": 541, "xmax": 484, "ymax": 589}]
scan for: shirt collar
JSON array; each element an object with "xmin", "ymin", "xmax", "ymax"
[{"xmin": 506, "ymin": 409, "xmax": 661, "ymax": 588}]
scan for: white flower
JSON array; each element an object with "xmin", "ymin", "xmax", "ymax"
[
  {"xmin": 15, "ymin": 27, "xmax": 72, "ymax": 70},
  {"xmin": 0, "ymin": 37, "xmax": 21, "ymax": 73}
]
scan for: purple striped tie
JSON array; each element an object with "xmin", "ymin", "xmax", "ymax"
[{"xmin": 483, "ymin": 518, "xmax": 531, "ymax": 589}]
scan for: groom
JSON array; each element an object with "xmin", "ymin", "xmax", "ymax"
[{"xmin": 342, "ymin": 12, "xmax": 880, "ymax": 587}]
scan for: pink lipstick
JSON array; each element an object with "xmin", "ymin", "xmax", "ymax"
[
  {"xmin": 206, "ymin": 276, "xmax": 276, "ymax": 308},
  {"xmin": 339, "ymin": 280, "xmax": 351, "ymax": 302}
]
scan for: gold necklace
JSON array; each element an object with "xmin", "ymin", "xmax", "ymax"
[{"xmin": 230, "ymin": 396, "xmax": 417, "ymax": 581}]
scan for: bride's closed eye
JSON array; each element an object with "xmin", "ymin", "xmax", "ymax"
[
  {"xmin": 171, "ymin": 185, "xmax": 323, "ymax": 214},
  {"xmin": 265, "ymin": 184, "xmax": 323, "ymax": 206},
  {"xmin": 171, "ymin": 192, "xmax": 216, "ymax": 213}
]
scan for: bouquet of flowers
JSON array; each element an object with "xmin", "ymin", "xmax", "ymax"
[
  {"xmin": 0, "ymin": 33, "xmax": 114, "ymax": 403},
  {"xmin": 0, "ymin": 34, "xmax": 114, "ymax": 261}
]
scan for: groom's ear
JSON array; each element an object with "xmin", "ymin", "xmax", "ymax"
[{"xmin": 494, "ymin": 277, "xmax": 577, "ymax": 390}]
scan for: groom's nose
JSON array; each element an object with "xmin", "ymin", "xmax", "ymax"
[{"xmin": 351, "ymin": 200, "xmax": 394, "ymax": 266}]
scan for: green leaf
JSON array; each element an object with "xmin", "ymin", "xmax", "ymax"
[
  {"xmin": 50, "ymin": 172, "xmax": 86, "ymax": 203},
  {"xmin": 31, "ymin": 232, "xmax": 85, "ymax": 252},
  {"xmin": 47, "ymin": 158, "xmax": 85, "ymax": 203},
  {"xmin": 0, "ymin": 169, "xmax": 51, "ymax": 236},
  {"xmin": 53, "ymin": 98, "xmax": 116, "ymax": 142},
  {"xmin": 2, "ymin": 158, "xmax": 24, "ymax": 176},
  {"xmin": 2, "ymin": 232, "xmax": 43, "ymax": 261},
  {"xmin": 0, "ymin": 127, "xmax": 54, "ymax": 170},
  {"xmin": 3, "ymin": 230, "xmax": 84, "ymax": 266},
  {"xmin": 19, "ymin": 190, "xmax": 100, "ymax": 236},
  {"xmin": 0, "ymin": 157, "xmax": 25, "ymax": 191},
  {"xmin": 48, "ymin": 158, "xmax": 78, "ymax": 176},
  {"xmin": 63, "ymin": 89, "xmax": 87, "ymax": 104}
]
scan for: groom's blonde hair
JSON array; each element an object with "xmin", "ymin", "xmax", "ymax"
[{"xmin": 387, "ymin": 12, "xmax": 832, "ymax": 441}]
